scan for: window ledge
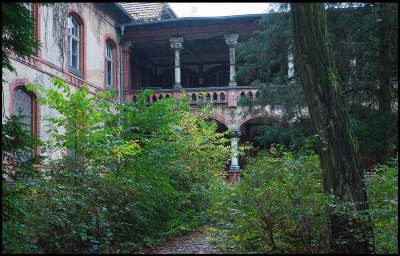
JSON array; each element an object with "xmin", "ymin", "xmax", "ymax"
[{"xmin": 68, "ymin": 67, "xmax": 84, "ymax": 79}]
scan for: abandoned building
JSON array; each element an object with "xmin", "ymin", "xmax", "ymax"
[{"xmin": 2, "ymin": 3, "xmax": 292, "ymax": 181}]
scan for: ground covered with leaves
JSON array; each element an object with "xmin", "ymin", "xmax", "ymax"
[{"xmin": 141, "ymin": 224, "xmax": 218, "ymax": 254}]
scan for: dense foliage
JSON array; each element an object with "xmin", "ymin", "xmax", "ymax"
[
  {"xmin": 2, "ymin": 78, "xmax": 230, "ymax": 253},
  {"xmin": 235, "ymin": 4, "xmax": 398, "ymax": 163},
  {"xmin": 208, "ymin": 145, "xmax": 398, "ymax": 254}
]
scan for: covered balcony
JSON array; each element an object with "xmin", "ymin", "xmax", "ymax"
[{"xmin": 120, "ymin": 14, "xmax": 263, "ymax": 105}]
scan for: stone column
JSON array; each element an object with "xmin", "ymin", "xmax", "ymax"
[
  {"xmin": 224, "ymin": 34, "xmax": 239, "ymax": 87},
  {"xmin": 228, "ymin": 129, "xmax": 241, "ymax": 182},
  {"xmin": 122, "ymin": 45, "xmax": 131, "ymax": 91},
  {"xmin": 288, "ymin": 45, "xmax": 294, "ymax": 78},
  {"xmin": 170, "ymin": 38, "xmax": 184, "ymax": 89}
]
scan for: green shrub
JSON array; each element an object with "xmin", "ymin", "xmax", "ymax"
[
  {"xmin": 2, "ymin": 79, "xmax": 228, "ymax": 253},
  {"xmin": 366, "ymin": 154, "xmax": 398, "ymax": 254},
  {"xmin": 208, "ymin": 146, "xmax": 329, "ymax": 254}
]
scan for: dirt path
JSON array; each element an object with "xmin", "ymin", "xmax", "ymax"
[{"xmin": 142, "ymin": 225, "xmax": 219, "ymax": 254}]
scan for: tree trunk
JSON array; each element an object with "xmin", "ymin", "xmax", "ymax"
[
  {"xmin": 291, "ymin": 3, "xmax": 373, "ymax": 253},
  {"xmin": 378, "ymin": 2, "xmax": 392, "ymax": 164}
]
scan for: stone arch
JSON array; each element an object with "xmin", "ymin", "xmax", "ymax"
[
  {"xmin": 207, "ymin": 115, "xmax": 229, "ymax": 133},
  {"xmin": 238, "ymin": 114, "xmax": 268, "ymax": 129},
  {"xmin": 208, "ymin": 114, "xmax": 229, "ymax": 129}
]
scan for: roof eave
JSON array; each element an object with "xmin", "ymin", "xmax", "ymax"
[{"xmin": 122, "ymin": 13, "xmax": 264, "ymax": 30}]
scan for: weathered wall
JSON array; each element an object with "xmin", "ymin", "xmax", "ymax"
[{"xmin": 2, "ymin": 3, "xmax": 122, "ymax": 160}]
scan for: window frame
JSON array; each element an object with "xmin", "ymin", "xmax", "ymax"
[
  {"xmin": 103, "ymin": 35, "xmax": 119, "ymax": 91},
  {"xmin": 68, "ymin": 15, "xmax": 80, "ymax": 72},
  {"xmin": 65, "ymin": 8, "xmax": 86, "ymax": 79},
  {"xmin": 105, "ymin": 41, "xmax": 113, "ymax": 90},
  {"xmin": 9, "ymin": 80, "xmax": 41, "ymax": 156}
]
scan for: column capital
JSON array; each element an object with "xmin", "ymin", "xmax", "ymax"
[
  {"xmin": 224, "ymin": 34, "xmax": 239, "ymax": 47},
  {"xmin": 170, "ymin": 37, "xmax": 184, "ymax": 50}
]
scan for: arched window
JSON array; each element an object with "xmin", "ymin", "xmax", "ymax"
[
  {"xmin": 13, "ymin": 87, "xmax": 33, "ymax": 131},
  {"xmin": 68, "ymin": 15, "xmax": 80, "ymax": 72},
  {"xmin": 205, "ymin": 93, "xmax": 211, "ymax": 102},
  {"xmin": 152, "ymin": 95, "xmax": 157, "ymax": 103},
  {"xmin": 159, "ymin": 95, "xmax": 163, "ymax": 100},
  {"xmin": 213, "ymin": 93, "xmax": 218, "ymax": 103},
  {"xmin": 220, "ymin": 92, "xmax": 225, "ymax": 102},
  {"xmin": 191, "ymin": 93, "xmax": 197, "ymax": 104},
  {"xmin": 105, "ymin": 41, "xmax": 113, "ymax": 90},
  {"xmin": 11, "ymin": 84, "xmax": 40, "ymax": 157}
]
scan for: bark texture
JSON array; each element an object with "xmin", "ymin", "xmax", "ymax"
[{"xmin": 291, "ymin": 3, "xmax": 372, "ymax": 253}]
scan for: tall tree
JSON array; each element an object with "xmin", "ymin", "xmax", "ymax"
[
  {"xmin": 291, "ymin": 3, "xmax": 372, "ymax": 253},
  {"xmin": 326, "ymin": 3, "xmax": 398, "ymax": 164},
  {"xmin": 236, "ymin": 4, "xmax": 398, "ymax": 162},
  {"xmin": 377, "ymin": 3, "xmax": 396, "ymax": 163}
]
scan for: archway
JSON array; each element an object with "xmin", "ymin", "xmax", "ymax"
[
  {"xmin": 238, "ymin": 116, "xmax": 272, "ymax": 168},
  {"xmin": 205, "ymin": 117, "xmax": 228, "ymax": 133}
]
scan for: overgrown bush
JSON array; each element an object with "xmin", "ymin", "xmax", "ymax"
[
  {"xmin": 208, "ymin": 145, "xmax": 398, "ymax": 254},
  {"xmin": 366, "ymin": 154, "xmax": 398, "ymax": 254},
  {"xmin": 2, "ymin": 114, "xmax": 44, "ymax": 254},
  {"xmin": 2, "ymin": 78, "xmax": 229, "ymax": 253},
  {"xmin": 208, "ymin": 145, "xmax": 328, "ymax": 253}
]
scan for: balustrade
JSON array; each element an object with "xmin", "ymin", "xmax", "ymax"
[{"xmin": 127, "ymin": 87, "xmax": 259, "ymax": 106}]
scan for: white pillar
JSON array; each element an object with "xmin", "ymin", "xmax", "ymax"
[
  {"xmin": 170, "ymin": 38, "xmax": 184, "ymax": 89},
  {"xmin": 231, "ymin": 136, "xmax": 239, "ymax": 167},
  {"xmin": 288, "ymin": 44, "xmax": 294, "ymax": 78},
  {"xmin": 224, "ymin": 34, "xmax": 239, "ymax": 87},
  {"xmin": 228, "ymin": 129, "xmax": 241, "ymax": 174}
]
